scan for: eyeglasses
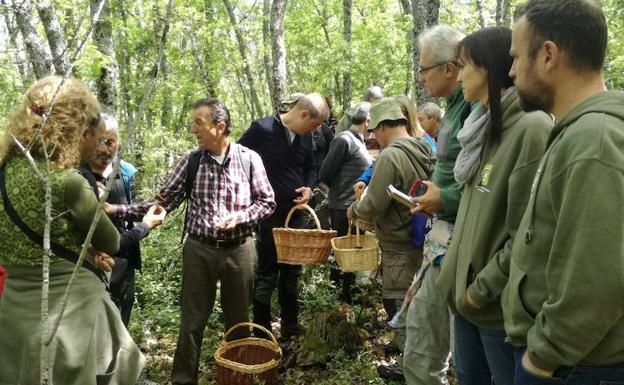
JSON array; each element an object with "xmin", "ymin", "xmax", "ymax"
[
  {"xmin": 97, "ymin": 137, "xmax": 116, "ymax": 148},
  {"xmin": 417, "ymin": 61, "xmax": 457, "ymax": 75}
]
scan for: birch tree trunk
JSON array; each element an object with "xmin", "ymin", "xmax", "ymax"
[
  {"xmin": 202, "ymin": 0, "xmax": 218, "ymax": 97},
  {"xmin": 476, "ymin": 0, "xmax": 487, "ymax": 28},
  {"xmin": 91, "ymin": 0, "xmax": 118, "ymax": 111},
  {"xmin": 342, "ymin": 0, "xmax": 352, "ymax": 113},
  {"xmin": 1, "ymin": 2, "xmax": 28, "ymax": 80},
  {"xmin": 411, "ymin": 0, "xmax": 428, "ymax": 105},
  {"xmin": 270, "ymin": 0, "xmax": 288, "ymax": 109},
  {"xmin": 36, "ymin": 0, "xmax": 71, "ymax": 76},
  {"xmin": 263, "ymin": 0, "xmax": 274, "ymax": 109},
  {"xmin": 425, "ymin": 0, "xmax": 440, "ymax": 26},
  {"xmin": 399, "ymin": 0, "xmax": 413, "ymax": 96},
  {"xmin": 13, "ymin": 0, "xmax": 52, "ymax": 79},
  {"xmin": 495, "ymin": 0, "xmax": 512, "ymax": 27},
  {"xmin": 223, "ymin": 0, "xmax": 264, "ymax": 118},
  {"xmin": 116, "ymin": 0, "xmax": 134, "ymax": 126}
]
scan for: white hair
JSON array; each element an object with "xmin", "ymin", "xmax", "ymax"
[
  {"xmin": 100, "ymin": 112, "xmax": 119, "ymax": 134},
  {"xmin": 418, "ymin": 102, "xmax": 442, "ymax": 121},
  {"xmin": 363, "ymin": 86, "xmax": 384, "ymax": 102},
  {"xmin": 418, "ymin": 24, "xmax": 465, "ymax": 64}
]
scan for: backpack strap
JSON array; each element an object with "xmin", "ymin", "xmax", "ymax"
[
  {"xmin": 0, "ymin": 167, "xmax": 108, "ymax": 286},
  {"xmin": 181, "ymin": 150, "xmax": 202, "ymax": 244},
  {"xmin": 237, "ymin": 144, "xmax": 252, "ymax": 184},
  {"xmin": 180, "ymin": 145, "xmax": 252, "ymax": 244}
]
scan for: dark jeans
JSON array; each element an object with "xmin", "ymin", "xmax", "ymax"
[
  {"xmin": 513, "ymin": 348, "xmax": 624, "ymax": 385},
  {"xmin": 253, "ymin": 213, "xmax": 303, "ymax": 330},
  {"xmin": 328, "ymin": 209, "xmax": 356, "ymax": 304},
  {"xmin": 171, "ymin": 236, "xmax": 256, "ymax": 385},
  {"xmin": 454, "ymin": 314, "xmax": 514, "ymax": 385}
]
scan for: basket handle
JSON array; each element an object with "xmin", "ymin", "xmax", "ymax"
[
  {"xmin": 284, "ymin": 203, "xmax": 321, "ymax": 230},
  {"xmin": 347, "ymin": 221, "xmax": 362, "ymax": 248},
  {"xmin": 222, "ymin": 322, "xmax": 279, "ymax": 347}
]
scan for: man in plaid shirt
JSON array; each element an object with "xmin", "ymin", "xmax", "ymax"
[
  {"xmin": 239, "ymin": 93, "xmax": 329, "ymax": 339},
  {"xmin": 108, "ymin": 98, "xmax": 275, "ymax": 385}
]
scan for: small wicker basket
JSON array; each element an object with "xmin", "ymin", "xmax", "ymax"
[
  {"xmin": 273, "ymin": 204, "xmax": 337, "ymax": 265},
  {"xmin": 214, "ymin": 322, "xmax": 281, "ymax": 385},
  {"xmin": 331, "ymin": 223, "xmax": 379, "ymax": 272}
]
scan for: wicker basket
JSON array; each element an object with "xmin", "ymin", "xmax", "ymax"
[
  {"xmin": 273, "ymin": 204, "xmax": 337, "ymax": 265},
  {"xmin": 214, "ymin": 322, "xmax": 281, "ymax": 385},
  {"xmin": 331, "ymin": 224, "xmax": 379, "ymax": 272}
]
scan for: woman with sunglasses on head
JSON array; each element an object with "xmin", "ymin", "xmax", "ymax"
[{"xmin": 435, "ymin": 27, "xmax": 553, "ymax": 385}]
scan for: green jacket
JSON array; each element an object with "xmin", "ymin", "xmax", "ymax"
[
  {"xmin": 502, "ymin": 91, "xmax": 624, "ymax": 371},
  {"xmin": 353, "ymin": 137, "xmax": 434, "ymax": 250},
  {"xmin": 0, "ymin": 157, "xmax": 120, "ymax": 267},
  {"xmin": 437, "ymin": 89, "xmax": 552, "ymax": 330},
  {"xmin": 433, "ymin": 87, "xmax": 472, "ymax": 223}
]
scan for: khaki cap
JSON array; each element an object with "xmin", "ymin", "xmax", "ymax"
[{"xmin": 368, "ymin": 97, "xmax": 407, "ymax": 131}]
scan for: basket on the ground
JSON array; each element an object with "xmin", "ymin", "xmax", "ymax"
[
  {"xmin": 273, "ymin": 204, "xmax": 337, "ymax": 265},
  {"xmin": 214, "ymin": 322, "xmax": 281, "ymax": 385},
  {"xmin": 331, "ymin": 223, "xmax": 379, "ymax": 272}
]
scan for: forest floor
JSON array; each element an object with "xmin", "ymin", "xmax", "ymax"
[{"xmin": 129, "ymin": 212, "xmax": 456, "ymax": 385}]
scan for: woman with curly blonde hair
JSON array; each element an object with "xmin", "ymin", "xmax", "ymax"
[{"xmin": 0, "ymin": 76, "xmax": 144, "ymax": 385}]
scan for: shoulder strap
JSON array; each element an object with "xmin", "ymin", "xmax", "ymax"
[
  {"xmin": 185, "ymin": 150, "xmax": 202, "ymax": 200},
  {"xmin": 181, "ymin": 150, "xmax": 202, "ymax": 244},
  {"xmin": 237, "ymin": 144, "xmax": 252, "ymax": 184},
  {"xmin": 0, "ymin": 167, "xmax": 107, "ymax": 284}
]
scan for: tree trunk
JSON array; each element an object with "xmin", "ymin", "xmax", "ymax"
[
  {"xmin": 270, "ymin": 0, "xmax": 288, "ymax": 109},
  {"xmin": 411, "ymin": 0, "xmax": 428, "ymax": 105},
  {"xmin": 425, "ymin": 0, "xmax": 440, "ymax": 26},
  {"xmin": 495, "ymin": 0, "xmax": 511, "ymax": 27},
  {"xmin": 202, "ymin": 0, "xmax": 218, "ymax": 97},
  {"xmin": 36, "ymin": 0, "xmax": 71, "ymax": 76},
  {"xmin": 399, "ymin": 0, "xmax": 413, "ymax": 96},
  {"xmin": 1, "ymin": 2, "xmax": 28, "ymax": 80},
  {"xmin": 160, "ymin": 51, "xmax": 171, "ymax": 129},
  {"xmin": 91, "ymin": 0, "xmax": 118, "ymax": 111},
  {"xmin": 116, "ymin": 0, "xmax": 134, "ymax": 126},
  {"xmin": 223, "ymin": 0, "xmax": 264, "ymax": 118},
  {"xmin": 13, "ymin": 0, "xmax": 52, "ymax": 79},
  {"xmin": 342, "ymin": 0, "xmax": 352, "ymax": 113},
  {"xmin": 263, "ymin": 0, "xmax": 274, "ymax": 110},
  {"xmin": 475, "ymin": 0, "xmax": 487, "ymax": 28},
  {"xmin": 127, "ymin": 0, "xmax": 173, "ymax": 159}
]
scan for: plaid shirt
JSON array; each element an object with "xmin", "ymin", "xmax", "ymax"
[{"xmin": 117, "ymin": 142, "xmax": 275, "ymax": 241}]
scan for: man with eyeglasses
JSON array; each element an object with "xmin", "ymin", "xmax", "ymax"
[
  {"xmin": 398, "ymin": 24, "xmax": 473, "ymax": 385},
  {"xmin": 78, "ymin": 112, "xmax": 165, "ymax": 329}
]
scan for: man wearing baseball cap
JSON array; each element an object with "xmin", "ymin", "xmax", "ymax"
[{"xmin": 347, "ymin": 97, "xmax": 434, "ymax": 322}]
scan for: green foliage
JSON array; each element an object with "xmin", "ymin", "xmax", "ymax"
[{"xmin": 1, "ymin": 0, "xmax": 623, "ymax": 383}]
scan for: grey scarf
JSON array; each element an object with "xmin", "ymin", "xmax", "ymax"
[
  {"xmin": 453, "ymin": 104, "xmax": 490, "ymax": 185},
  {"xmin": 454, "ymin": 88, "xmax": 516, "ymax": 185}
]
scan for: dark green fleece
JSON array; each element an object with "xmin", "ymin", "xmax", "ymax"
[
  {"xmin": 502, "ymin": 91, "xmax": 624, "ymax": 371},
  {"xmin": 437, "ymin": 89, "xmax": 552, "ymax": 330},
  {"xmin": 433, "ymin": 87, "xmax": 473, "ymax": 223}
]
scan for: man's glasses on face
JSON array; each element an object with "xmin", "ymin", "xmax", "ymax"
[
  {"xmin": 97, "ymin": 137, "xmax": 116, "ymax": 148},
  {"xmin": 417, "ymin": 61, "xmax": 457, "ymax": 75}
]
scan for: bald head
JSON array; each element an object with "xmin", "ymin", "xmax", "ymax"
[
  {"xmin": 282, "ymin": 92, "xmax": 330, "ymax": 135},
  {"xmin": 292, "ymin": 93, "xmax": 330, "ymax": 119}
]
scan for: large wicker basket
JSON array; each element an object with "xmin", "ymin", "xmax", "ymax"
[
  {"xmin": 273, "ymin": 204, "xmax": 337, "ymax": 265},
  {"xmin": 214, "ymin": 322, "xmax": 281, "ymax": 385},
  {"xmin": 331, "ymin": 224, "xmax": 379, "ymax": 272}
]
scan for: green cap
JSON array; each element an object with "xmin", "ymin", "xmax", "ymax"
[{"xmin": 368, "ymin": 97, "xmax": 406, "ymax": 131}]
